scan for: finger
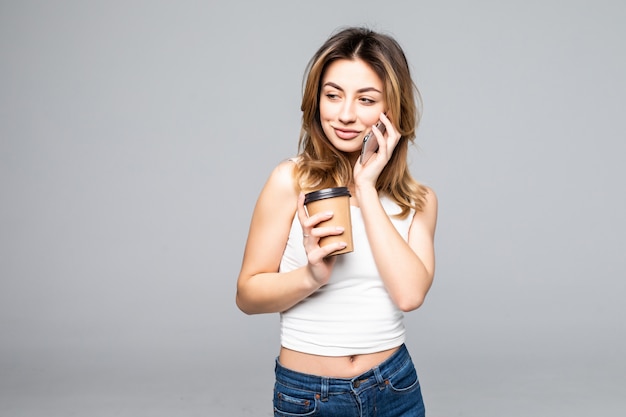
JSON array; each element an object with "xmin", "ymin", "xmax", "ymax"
[
  {"xmin": 378, "ymin": 112, "xmax": 393, "ymax": 136},
  {"xmin": 321, "ymin": 241, "xmax": 349, "ymax": 257},
  {"xmin": 297, "ymin": 194, "xmax": 317, "ymax": 244},
  {"xmin": 368, "ymin": 123, "xmax": 388, "ymax": 161},
  {"xmin": 298, "ymin": 193, "xmax": 336, "ymax": 227},
  {"xmin": 377, "ymin": 112, "xmax": 401, "ymax": 151},
  {"xmin": 296, "ymin": 192, "xmax": 309, "ymax": 226},
  {"xmin": 304, "ymin": 224, "xmax": 344, "ymax": 243},
  {"xmin": 303, "ymin": 210, "xmax": 334, "ymax": 231},
  {"xmin": 312, "ymin": 225, "xmax": 345, "ymax": 238},
  {"xmin": 309, "ymin": 241, "xmax": 348, "ymax": 262},
  {"xmin": 296, "ymin": 192, "xmax": 306, "ymax": 213}
]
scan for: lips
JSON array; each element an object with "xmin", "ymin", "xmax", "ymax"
[{"xmin": 333, "ymin": 128, "xmax": 360, "ymax": 140}]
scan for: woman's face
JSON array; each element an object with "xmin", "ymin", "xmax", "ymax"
[{"xmin": 319, "ymin": 59, "xmax": 386, "ymax": 158}]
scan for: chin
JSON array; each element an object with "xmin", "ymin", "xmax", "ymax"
[
  {"xmin": 337, "ymin": 146, "xmax": 362, "ymax": 157},
  {"xmin": 328, "ymin": 139, "xmax": 360, "ymax": 154}
]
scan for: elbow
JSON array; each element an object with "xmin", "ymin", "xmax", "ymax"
[
  {"xmin": 395, "ymin": 272, "xmax": 434, "ymax": 312},
  {"xmin": 396, "ymin": 295, "xmax": 425, "ymax": 313},
  {"xmin": 235, "ymin": 292, "xmax": 258, "ymax": 315},
  {"xmin": 388, "ymin": 278, "xmax": 429, "ymax": 312},
  {"xmin": 235, "ymin": 277, "xmax": 260, "ymax": 315}
]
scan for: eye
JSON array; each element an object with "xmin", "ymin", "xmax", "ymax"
[
  {"xmin": 325, "ymin": 93, "xmax": 340, "ymax": 100},
  {"xmin": 360, "ymin": 97, "xmax": 376, "ymax": 105}
]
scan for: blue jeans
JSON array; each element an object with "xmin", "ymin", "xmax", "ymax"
[{"xmin": 273, "ymin": 344, "xmax": 425, "ymax": 416}]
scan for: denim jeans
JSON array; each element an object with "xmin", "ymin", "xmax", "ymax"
[{"xmin": 273, "ymin": 344, "xmax": 425, "ymax": 416}]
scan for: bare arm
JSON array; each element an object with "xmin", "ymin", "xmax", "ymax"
[
  {"xmin": 354, "ymin": 113, "xmax": 438, "ymax": 311},
  {"xmin": 235, "ymin": 160, "xmax": 347, "ymax": 315},
  {"xmin": 356, "ymin": 185, "xmax": 437, "ymax": 312}
]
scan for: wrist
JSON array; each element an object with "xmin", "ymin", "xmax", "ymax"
[
  {"xmin": 303, "ymin": 264, "xmax": 325, "ymax": 291},
  {"xmin": 354, "ymin": 182, "xmax": 378, "ymax": 200}
]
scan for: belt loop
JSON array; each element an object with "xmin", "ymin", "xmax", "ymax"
[
  {"xmin": 374, "ymin": 366, "xmax": 386, "ymax": 390},
  {"xmin": 321, "ymin": 377, "xmax": 329, "ymax": 402}
]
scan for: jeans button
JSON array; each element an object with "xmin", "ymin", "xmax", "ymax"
[{"xmin": 353, "ymin": 380, "xmax": 361, "ymax": 388}]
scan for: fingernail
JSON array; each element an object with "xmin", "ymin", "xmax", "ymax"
[{"xmin": 335, "ymin": 226, "xmax": 345, "ymax": 232}]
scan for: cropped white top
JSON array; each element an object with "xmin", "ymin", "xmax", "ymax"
[{"xmin": 279, "ymin": 195, "xmax": 415, "ymax": 356}]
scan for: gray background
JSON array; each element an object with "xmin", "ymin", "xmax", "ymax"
[{"xmin": 1, "ymin": 0, "xmax": 625, "ymax": 416}]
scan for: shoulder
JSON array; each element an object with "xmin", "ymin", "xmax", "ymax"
[
  {"xmin": 411, "ymin": 185, "xmax": 438, "ymax": 230},
  {"xmin": 256, "ymin": 158, "xmax": 300, "ymax": 212},
  {"xmin": 420, "ymin": 185, "xmax": 438, "ymax": 209},
  {"xmin": 265, "ymin": 158, "xmax": 299, "ymax": 194}
]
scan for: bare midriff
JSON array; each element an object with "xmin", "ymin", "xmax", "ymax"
[{"xmin": 278, "ymin": 345, "xmax": 400, "ymax": 378}]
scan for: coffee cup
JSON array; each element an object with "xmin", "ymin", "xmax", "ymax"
[{"xmin": 304, "ymin": 187, "xmax": 353, "ymax": 255}]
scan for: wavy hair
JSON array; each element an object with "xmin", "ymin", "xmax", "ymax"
[{"xmin": 296, "ymin": 27, "xmax": 427, "ymax": 216}]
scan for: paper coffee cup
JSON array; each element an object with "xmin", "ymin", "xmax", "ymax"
[{"xmin": 304, "ymin": 187, "xmax": 353, "ymax": 255}]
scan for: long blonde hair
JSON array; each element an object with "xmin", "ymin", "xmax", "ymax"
[{"xmin": 296, "ymin": 27, "xmax": 427, "ymax": 217}]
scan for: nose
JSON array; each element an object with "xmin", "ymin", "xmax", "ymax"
[{"xmin": 338, "ymin": 100, "xmax": 356, "ymax": 124}]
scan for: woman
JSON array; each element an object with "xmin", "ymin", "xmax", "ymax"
[{"xmin": 236, "ymin": 26, "xmax": 437, "ymax": 416}]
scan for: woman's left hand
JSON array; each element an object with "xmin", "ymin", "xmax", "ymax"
[{"xmin": 353, "ymin": 112, "xmax": 401, "ymax": 187}]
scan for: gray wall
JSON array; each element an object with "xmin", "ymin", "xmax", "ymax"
[{"xmin": 1, "ymin": 1, "xmax": 625, "ymax": 416}]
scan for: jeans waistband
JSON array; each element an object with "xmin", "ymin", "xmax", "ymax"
[{"xmin": 275, "ymin": 344, "xmax": 411, "ymax": 395}]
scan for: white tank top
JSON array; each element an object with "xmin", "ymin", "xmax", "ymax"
[{"xmin": 279, "ymin": 195, "xmax": 415, "ymax": 356}]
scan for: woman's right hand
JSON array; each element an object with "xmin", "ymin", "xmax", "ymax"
[
  {"xmin": 236, "ymin": 161, "xmax": 348, "ymax": 315},
  {"xmin": 296, "ymin": 193, "xmax": 347, "ymax": 286}
]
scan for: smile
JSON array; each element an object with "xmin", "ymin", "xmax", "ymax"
[{"xmin": 333, "ymin": 128, "xmax": 361, "ymax": 140}]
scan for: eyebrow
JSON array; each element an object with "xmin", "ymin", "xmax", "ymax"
[{"xmin": 322, "ymin": 82, "xmax": 382, "ymax": 94}]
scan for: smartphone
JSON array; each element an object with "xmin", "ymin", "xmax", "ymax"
[{"xmin": 360, "ymin": 121, "xmax": 386, "ymax": 164}]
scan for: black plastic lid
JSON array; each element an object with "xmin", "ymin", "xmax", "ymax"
[{"xmin": 304, "ymin": 187, "xmax": 351, "ymax": 205}]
